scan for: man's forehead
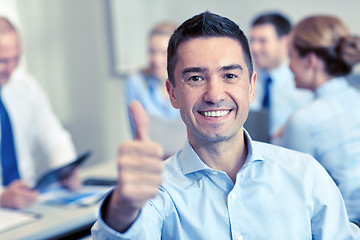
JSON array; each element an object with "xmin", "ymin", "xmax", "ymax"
[
  {"xmin": 0, "ymin": 32, "xmax": 19, "ymax": 48},
  {"xmin": 251, "ymin": 24, "xmax": 277, "ymax": 38},
  {"xmin": 177, "ymin": 37, "xmax": 244, "ymax": 57},
  {"xmin": 175, "ymin": 37, "xmax": 247, "ymax": 69}
]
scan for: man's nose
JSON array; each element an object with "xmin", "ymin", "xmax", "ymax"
[{"xmin": 203, "ymin": 78, "xmax": 226, "ymax": 103}]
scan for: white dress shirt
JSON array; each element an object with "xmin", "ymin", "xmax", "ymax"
[{"xmin": 0, "ymin": 70, "xmax": 76, "ymax": 194}]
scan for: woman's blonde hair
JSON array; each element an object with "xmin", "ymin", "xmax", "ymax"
[
  {"xmin": 149, "ymin": 21, "xmax": 178, "ymax": 37},
  {"xmin": 292, "ymin": 15, "xmax": 360, "ymax": 76}
]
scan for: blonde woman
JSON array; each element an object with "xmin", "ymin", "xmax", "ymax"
[{"xmin": 282, "ymin": 15, "xmax": 360, "ymax": 226}]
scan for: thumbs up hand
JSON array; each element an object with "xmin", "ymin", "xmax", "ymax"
[
  {"xmin": 130, "ymin": 100, "xmax": 151, "ymax": 141},
  {"xmin": 104, "ymin": 101, "xmax": 164, "ymax": 233}
]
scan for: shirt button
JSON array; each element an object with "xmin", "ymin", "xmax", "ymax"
[
  {"xmin": 231, "ymin": 193, "xmax": 236, "ymax": 200},
  {"xmin": 237, "ymin": 234, "xmax": 243, "ymax": 240}
]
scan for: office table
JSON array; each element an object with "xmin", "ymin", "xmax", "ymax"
[{"xmin": 0, "ymin": 160, "xmax": 117, "ymax": 240}]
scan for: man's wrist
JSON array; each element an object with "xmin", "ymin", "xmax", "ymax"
[{"xmin": 102, "ymin": 190, "xmax": 140, "ymax": 233}]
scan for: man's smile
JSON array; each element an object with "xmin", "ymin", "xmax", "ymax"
[{"xmin": 198, "ymin": 109, "xmax": 231, "ymax": 117}]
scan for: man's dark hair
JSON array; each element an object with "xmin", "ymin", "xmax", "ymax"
[
  {"xmin": 251, "ymin": 12, "xmax": 291, "ymax": 38},
  {"xmin": 167, "ymin": 11, "xmax": 253, "ymax": 86}
]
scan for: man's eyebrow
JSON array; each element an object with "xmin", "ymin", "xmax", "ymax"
[
  {"xmin": 220, "ymin": 64, "xmax": 243, "ymax": 72},
  {"xmin": 182, "ymin": 67, "xmax": 207, "ymax": 76}
]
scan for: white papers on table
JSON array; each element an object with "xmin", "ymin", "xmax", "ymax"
[{"xmin": 0, "ymin": 208, "xmax": 40, "ymax": 233}]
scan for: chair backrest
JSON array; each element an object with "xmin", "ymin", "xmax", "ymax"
[
  {"xmin": 148, "ymin": 114, "xmax": 187, "ymax": 156},
  {"xmin": 244, "ymin": 110, "xmax": 270, "ymax": 143}
]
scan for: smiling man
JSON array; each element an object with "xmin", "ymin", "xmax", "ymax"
[{"xmin": 92, "ymin": 12, "xmax": 359, "ymax": 239}]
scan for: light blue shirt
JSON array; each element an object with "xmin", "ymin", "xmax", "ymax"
[
  {"xmin": 125, "ymin": 73, "xmax": 180, "ymax": 119},
  {"xmin": 281, "ymin": 77, "xmax": 360, "ymax": 225},
  {"xmin": 125, "ymin": 73, "xmax": 181, "ymax": 136},
  {"xmin": 92, "ymin": 131, "xmax": 359, "ymax": 239},
  {"xmin": 250, "ymin": 63, "xmax": 313, "ymax": 135}
]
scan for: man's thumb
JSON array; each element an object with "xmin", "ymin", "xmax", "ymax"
[{"xmin": 129, "ymin": 101, "xmax": 149, "ymax": 141}]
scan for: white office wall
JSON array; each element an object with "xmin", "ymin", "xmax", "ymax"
[
  {"xmin": 110, "ymin": 0, "xmax": 360, "ymax": 75},
  {"xmin": 8, "ymin": 0, "xmax": 360, "ymax": 165}
]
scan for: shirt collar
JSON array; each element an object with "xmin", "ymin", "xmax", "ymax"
[
  {"xmin": 180, "ymin": 140, "xmax": 210, "ymax": 175},
  {"xmin": 315, "ymin": 77, "xmax": 348, "ymax": 98},
  {"xmin": 179, "ymin": 129, "xmax": 265, "ymax": 175},
  {"xmin": 244, "ymin": 130, "xmax": 265, "ymax": 166}
]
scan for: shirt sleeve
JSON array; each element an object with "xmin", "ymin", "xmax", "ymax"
[
  {"xmin": 92, "ymin": 191, "xmax": 163, "ymax": 240},
  {"xmin": 92, "ymin": 208, "xmax": 147, "ymax": 240},
  {"xmin": 310, "ymin": 159, "xmax": 360, "ymax": 239}
]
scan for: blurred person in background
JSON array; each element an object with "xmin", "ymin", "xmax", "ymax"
[
  {"xmin": 281, "ymin": 15, "xmax": 360, "ymax": 226},
  {"xmin": 0, "ymin": 17, "xmax": 80, "ymax": 209},
  {"xmin": 249, "ymin": 12, "xmax": 313, "ymax": 142},
  {"xmin": 125, "ymin": 21, "xmax": 180, "ymax": 133}
]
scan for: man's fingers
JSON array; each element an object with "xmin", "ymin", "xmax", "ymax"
[
  {"xmin": 118, "ymin": 141, "xmax": 164, "ymax": 159},
  {"xmin": 1, "ymin": 181, "xmax": 39, "ymax": 209},
  {"xmin": 129, "ymin": 101, "xmax": 150, "ymax": 141}
]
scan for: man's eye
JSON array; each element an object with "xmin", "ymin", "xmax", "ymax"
[
  {"xmin": 188, "ymin": 76, "xmax": 203, "ymax": 82},
  {"xmin": 225, "ymin": 74, "xmax": 237, "ymax": 79},
  {"xmin": 259, "ymin": 39, "xmax": 267, "ymax": 44}
]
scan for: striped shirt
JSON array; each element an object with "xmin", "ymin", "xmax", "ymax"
[{"xmin": 92, "ymin": 131, "xmax": 359, "ymax": 239}]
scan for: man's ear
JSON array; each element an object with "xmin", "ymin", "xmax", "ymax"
[
  {"xmin": 249, "ymin": 71, "xmax": 257, "ymax": 104},
  {"xmin": 166, "ymin": 79, "xmax": 180, "ymax": 109}
]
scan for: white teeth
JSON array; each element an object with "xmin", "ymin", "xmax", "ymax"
[{"xmin": 202, "ymin": 110, "xmax": 230, "ymax": 117}]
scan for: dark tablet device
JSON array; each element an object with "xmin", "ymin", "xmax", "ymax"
[
  {"xmin": 83, "ymin": 177, "xmax": 117, "ymax": 186},
  {"xmin": 33, "ymin": 150, "xmax": 92, "ymax": 191}
]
